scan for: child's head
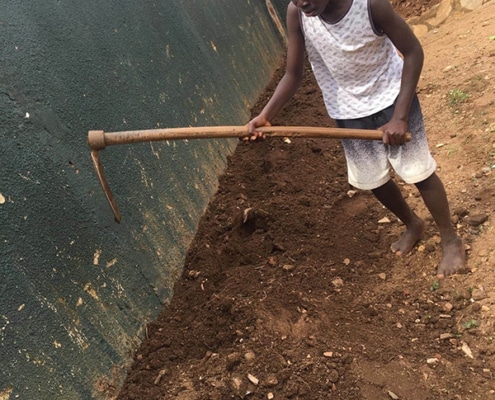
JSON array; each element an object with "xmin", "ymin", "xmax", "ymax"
[{"xmin": 291, "ymin": 0, "xmax": 331, "ymax": 17}]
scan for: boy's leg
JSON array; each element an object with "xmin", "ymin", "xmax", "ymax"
[
  {"xmin": 337, "ymin": 103, "xmax": 428, "ymax": 255},
  {"xmin": 415, "ymin": 172, "xmax": 465, "ymax": 277},
  {"xmin": 337, "ymin": 97, "xmax": 465, "ymax": 276},
  {"xmin": 371, "ymin": 179, "xmax": 426, "ymax": 255},
  {"xmin": 381, "ymin": 95, "xmax": 465, "ymax": 276}
]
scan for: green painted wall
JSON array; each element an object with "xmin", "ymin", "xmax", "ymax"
[{"xmin": 0, "ymin": 1, "xmax": 286, "ymax": 399}]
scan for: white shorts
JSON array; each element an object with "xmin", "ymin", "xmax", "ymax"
[{"xmin": 336, "ymin": 95, "xmax": 437, "ymax": 190}]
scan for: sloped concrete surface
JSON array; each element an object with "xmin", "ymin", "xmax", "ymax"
[{"xmin": 0, "ymin": 1, "xmax": 287, "ymax": 399}]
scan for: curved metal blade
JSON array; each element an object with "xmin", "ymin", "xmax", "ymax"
[{"xmin": 90, "ymin": 149, "xmax": 122, "ymax": 223}]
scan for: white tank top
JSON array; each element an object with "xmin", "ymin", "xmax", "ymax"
[{"xmin": 300, "ymin": 0, "xmax": 403, "ymax": 119}]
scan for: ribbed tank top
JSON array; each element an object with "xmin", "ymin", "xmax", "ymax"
[{"xmin": 300, "ymin": 0, "xmax": 403, "ymax": 119}]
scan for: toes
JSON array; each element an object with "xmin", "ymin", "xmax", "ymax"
[
  {"xmin": 390, "ymin": 245, "xmax": 402, "ymax": 256},
  {"xmin": 437, "ymin": 262, "xmax": 465, "ymax": 278}
]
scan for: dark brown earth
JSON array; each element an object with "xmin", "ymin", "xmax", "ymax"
[{"xmin": 112, "ymin": 1, "xmax": 495, "ymax": 399}]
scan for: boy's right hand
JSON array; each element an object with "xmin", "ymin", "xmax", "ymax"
[{"xmin": 245, "ymin": 115, "xmax": 271, "ymax": 141}]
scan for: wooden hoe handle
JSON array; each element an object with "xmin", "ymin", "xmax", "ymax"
[{"xmin": 88, "ymin": 126, "xmax": 411, "ymax": 223}]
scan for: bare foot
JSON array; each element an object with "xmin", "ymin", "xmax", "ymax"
[
  {"xmin": 391, "ymin": 218, "xmax": 426, "ymax": 255},
  {"xmin": 436, "ymin": 236, "xmax": 466, "ymax": 278}
]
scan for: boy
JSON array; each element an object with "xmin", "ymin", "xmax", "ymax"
[{"xmin": 247, "ymin": 0, "xmax": 465, "ymax": 277}]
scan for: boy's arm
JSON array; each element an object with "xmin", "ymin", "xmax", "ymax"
[
  {"xmin": 371, "ymin": 0, "xmax": 424, "ymax": 145},
  {"xmin": 246, "ymin": 3, "xmax": 306, "ymax": 139}
]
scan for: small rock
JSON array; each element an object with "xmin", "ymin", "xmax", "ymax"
[
  {"xmin": 242, "ymin": 207, "xmax": 270, "ymax": 228},
  {"xmin": 439, "ymin": 333, "xmax": 454, "ymax": 340},
  {"xmin": 282, "ymin": 264, "xmax": 295, "ymax": 272},
  {"xmin": 328, "ymin": 369, "xmax": 339, "ymax": 383},
  {"xmin": 247, "ymin": 373, "xmax": 259, "ymax": 385},
  {"xmin": 332, "ymin": 278, "xmax": 344, "ymax": 288},
  {"xmin": 323, "ymin": 351, "xmax": 334, "ymax": 357},
  {"xmin": 482, "ymin": 369, "xmax": 492, "ymax": 379},
  {"xmin": 378, "ymin": 273, "xmax": 387, "ymax": 280},
  {"xmin": 461, "ymin": 342, "xmax": 474, "ymax": 359},
  {"xmin": 229, "ymin": 376, "xmax": 247, "ymax": 397},
  {"xmin": 267, "ymin": 393, "xmax": 274, "ymax": 400},
  {"xmin": 187, "ymin": 270, "xmax": 201, "ymax": 279},
  {"xmin": 455, "ymin": 290, "xmax": 472, "ymax": 301},
  {"xmin": 471, "ymin": 288, "xmax": 488, "ymax": 301},
  {"xmin": 243, "ymin": 207, "xmax": 254, "ymax": 223},
  {"xmin": 153, "ymin": 369, "xmax": 168, "ymax": 385},
  {"xmin": 388, "ymin": 391, "xmax": 400, "ymax": 400},
  {"xmin": 453, "ymin": 208, "xmax": 469, "ymax": 217},
  {"xmin": 264, "ymin": 374, "xmax": 279, "ymax": 388},
  {"xmin": 464, "ymin": 213, "xmax": 488, "ymax": 227},
  {"xmin": 378, "ymin": 217, "xmax": 391, "ymax": 224},
  {"xmin": 424, "ymin": 242, "xmax": 435, "ymax": 252},
  {"xmin": 427, "ymin": 357, "xmax": 439, "ymax": 364},
  {"xmin": 244, "ymin": 351, "xmax": 256, "ymax": 363}
]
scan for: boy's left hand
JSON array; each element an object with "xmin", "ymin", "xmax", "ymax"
[{"xmin": 380, "ymin": 120, "xmax": 409, "ymax": 146}]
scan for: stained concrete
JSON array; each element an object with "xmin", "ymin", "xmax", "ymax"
[{"xmin": 0, "ymin": 1, "xmax": 287, "ymax": 399}]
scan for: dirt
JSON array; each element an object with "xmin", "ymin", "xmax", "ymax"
[{"xmin": 114, "ymin": 2, "xmax": 495, "ymax": 399}]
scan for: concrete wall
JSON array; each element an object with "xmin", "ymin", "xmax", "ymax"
[{"xmin": 0, "ymin": 1, "xmax": 287, "ymax": 399}]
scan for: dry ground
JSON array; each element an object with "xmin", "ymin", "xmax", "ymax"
[{"xmin": 113, "ymin": 1, "xmax": 495, "ymax": 399}]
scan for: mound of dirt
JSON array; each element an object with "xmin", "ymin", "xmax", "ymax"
[
  {"xmin": 114, "ymin": 2, "xmax": 495, "ymax": 399},
  {"xmin": 392, "ymin": 0, "xmax": 441, "ymax": 18}
]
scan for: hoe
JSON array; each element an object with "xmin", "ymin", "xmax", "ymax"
[{"xmin": 87, "ymin": 126, "xmax": 410, "ymax": 223}]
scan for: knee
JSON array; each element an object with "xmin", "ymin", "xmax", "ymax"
[{"xmin": 414, "ymin": 173, "xmax": 440, "ymax": 192}]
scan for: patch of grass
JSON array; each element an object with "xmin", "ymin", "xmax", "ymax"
[
  {"xmin": 430, "ymin": 280, "xmax": 439, "ymax": 291},
  {"xmin": 464, "ymin": 319, "xmax": 479, "ymax": 329},
  {"xmin": 447, "ymin": 89, "xmax": 470, "ymax": 107}
]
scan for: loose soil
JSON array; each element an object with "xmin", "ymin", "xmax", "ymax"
[{"xmin": 115, "ymin": 2, "xmax": 495, "ymax": 399}]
